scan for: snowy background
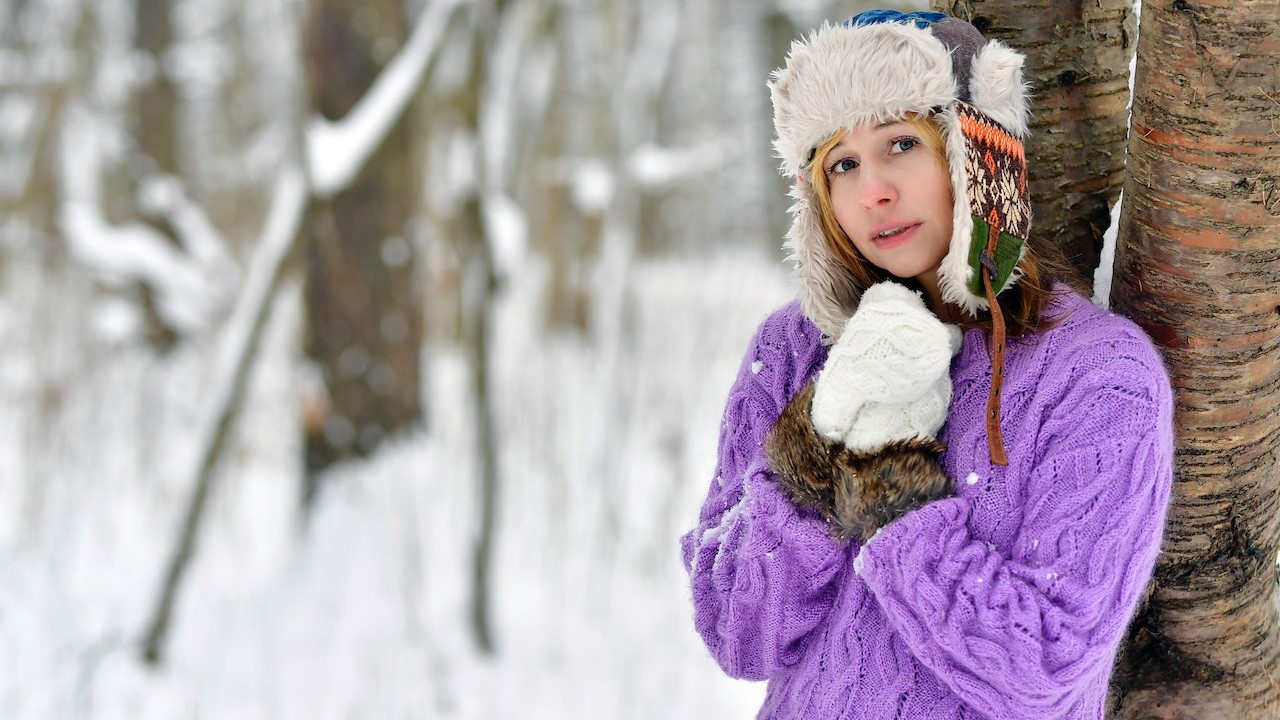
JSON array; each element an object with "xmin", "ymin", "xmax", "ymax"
[
  {"xmin": 0, "ymin": 0, "xmax": 1129, "ymax": 717},
  {"xmin": 0, "ymin": 244, "xmax": 785, "ymax": 718}
]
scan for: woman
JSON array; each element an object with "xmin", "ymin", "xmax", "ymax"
[{"xmin": 680, "ymin": 10, "xmax": 1174, "ymax": 719}]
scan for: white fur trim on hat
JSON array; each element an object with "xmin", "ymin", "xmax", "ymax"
[
  {"xmin": 970, "ymin": 40, "xmax": 1030, "ymax": 137},
  {"xmin": 769, "ymin": 21, "xmax": 957, "ymax": 180},
  {"xmin": 784, "ymin": 178, "xmax": 861, "ymax": 340}
]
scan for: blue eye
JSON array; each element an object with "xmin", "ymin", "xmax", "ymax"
[
  {"xmin": 829, "ymin": 157, "xmax": 858, "ymax": 174},
  {"xmin": 890, "ymin": 137, "xmax": 919, "ymax": 154}
]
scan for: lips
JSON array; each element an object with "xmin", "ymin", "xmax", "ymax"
[{"xmin": 870, "ymin": 222, "xmax": 922, "ymax": 249}]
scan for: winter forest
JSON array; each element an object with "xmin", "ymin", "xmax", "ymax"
[{"xmin": 3, "ymin": 0, "xmax": 1279, "ymax": 716}]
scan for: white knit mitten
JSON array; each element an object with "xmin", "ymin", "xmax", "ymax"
[{"xmin": 811, "ymin": 281, "xmax": 963, "ymax": 453}]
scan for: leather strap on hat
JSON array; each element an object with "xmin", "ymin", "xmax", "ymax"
[{"xmin": 980, "ymin": 213, "xmax": 1009, "ymax": 466}]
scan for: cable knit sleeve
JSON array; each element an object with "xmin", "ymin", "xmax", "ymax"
[
  {"xmin": 854, "ymin": 329, "xmax": 1174, "ymax": 718},
  {"xmin": 679, "ymin": 304, "xmax": 848, "ymax": 681}
]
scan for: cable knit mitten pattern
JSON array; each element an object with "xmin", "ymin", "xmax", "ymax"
[{"xmin": 810, "ymin": 281, "xmax": 962, "ymax": 452}]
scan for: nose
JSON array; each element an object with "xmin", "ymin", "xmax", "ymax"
[{"xmin": 858, "ymin": 163, "xmax": 897, "ymax": 208}]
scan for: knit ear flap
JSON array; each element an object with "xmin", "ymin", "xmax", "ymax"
[{"xmin": 969, "ymin": 39, "xmax": 1029, "ymax": 137}]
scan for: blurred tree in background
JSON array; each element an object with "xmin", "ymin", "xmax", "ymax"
[
  {"xmin": 303, "ymin": 0, "xmax": 423, "ymax": 501},
  {"xmin": 3, "ymin": 0, "xmax": 914, "ymax": 667}
]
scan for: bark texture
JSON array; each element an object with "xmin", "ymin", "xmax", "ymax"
[
  {"xmin": 303, "ymin": 0, "xmax": 424, "ymax": 498},
  {"xmin": 933, "ymin": 0, "xmax": 1134, "ymax": 277},
  {"xmin": 1109, "ymin": 1, "xmax": 1280, "ymax": 716}
]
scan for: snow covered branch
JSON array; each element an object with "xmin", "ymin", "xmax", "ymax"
[
  {"xmin": 141, "ymin": 164, "xmax": 308, "ymax": 665},
  {"xmin": 56, "ymin": 103, "xmax": 233, "ymax": 335},
  {"xmin": 306, "ymin": 0, "xmax": 467, "ymax": 198},
  {"xmin": 546, "ymin": 139, "xmax": 735, "ymax": 217},
  {"xmin": 136, "ymin": 174, "xmax": 236, "ymax": 273},
  {"xmin": 141, "ymin": 0, "xmax": 468, "ymax": 664}
]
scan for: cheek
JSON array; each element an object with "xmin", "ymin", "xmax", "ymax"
[
  {"xmin": 831, "ymin": 187, "xmax": 867, "ymax": 244},
  {"xmin": 835, "ymin": 207, "xmax": 877, "ymax": 259}
]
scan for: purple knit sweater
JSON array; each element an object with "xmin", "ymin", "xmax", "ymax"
[{"xmin": 681, "ymin": 289, "xmax": 1174, "ymax": 719}]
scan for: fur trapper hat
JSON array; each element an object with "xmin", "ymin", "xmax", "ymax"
[{"xmin": 769, "ymin": 10, "xmax": 1032, "ymax": 340}]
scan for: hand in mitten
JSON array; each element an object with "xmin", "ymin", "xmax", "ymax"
[
  {"xmin": 810, "ymin": 281, "xmax": 962, "ymax": 452},
  {"xmin": 821, "ymin": 282, "xmax": 961, "ymax": 538},
  {"xmin": 765, "ymin": 282, "xmax": 962, "ymax": 540}
]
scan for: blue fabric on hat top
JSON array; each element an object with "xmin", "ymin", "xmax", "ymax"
[{"xmin": 844, "ymin": 9, "xmax": 947, "ymax": 29}]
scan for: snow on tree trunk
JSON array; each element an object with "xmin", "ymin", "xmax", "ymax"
[{"xmin": 1108, "ymin": 0, "xmax": 1280, "ymax": 716}]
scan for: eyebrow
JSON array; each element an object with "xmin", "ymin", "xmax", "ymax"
[{"xmin": 832, "ymin": 121, "xmax": 903, "ymax": 151}]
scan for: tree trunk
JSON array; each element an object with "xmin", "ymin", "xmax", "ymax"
[
  {"xmin": 460, "ymin": 0, "xmax": 509, "ymax": 657},
  {"xmin": 134, "ymin": 0, "xmax": 176, "ymax": 177},
  {"xmin": 1108, "ymin": 0, "xmax": 1280, "ymax": 716},
  {"xmin": 302, "ymin": 0, "xmax": 424, "ymax": 502},
  {"xmin": 933, "ymin": 0, "xmax": 1135, "ymax": 277},
  {"xmin": 132, "ymin": 0, "xmax": 183, "ymax": 350},
  {"xmin": 461, "ymin": 187, "xmax": 499, "ymax": 655}
]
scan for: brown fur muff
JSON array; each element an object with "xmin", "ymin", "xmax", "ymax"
[
  {"xmin": 764, "ymin": 382, "xmax": 844, "ymax": 524},
  {"xmin": 765, "ymin": 381, "xmax": 956, "ymax": 541}
]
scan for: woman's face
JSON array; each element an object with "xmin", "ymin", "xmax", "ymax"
[{"xmin": 824, "ymin": 120, "xmax": 953, "ymax": 284}]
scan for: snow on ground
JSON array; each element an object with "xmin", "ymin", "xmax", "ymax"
[{"xmin": 0, "ymin": 244, "xmax": 790, "ymax": 718}]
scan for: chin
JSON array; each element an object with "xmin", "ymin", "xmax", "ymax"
[
  {"xmin": 883, "ymin": 250, "xmax": 948, "ymax": 284},
  {"xmin": 877, "ymin": 261, "xmax": 934, "ymax": 280}
]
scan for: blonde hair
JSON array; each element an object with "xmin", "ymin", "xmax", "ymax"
[{"xmin": 803, "ymin": 112, "xmax": 1085, "ymax": 336}]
